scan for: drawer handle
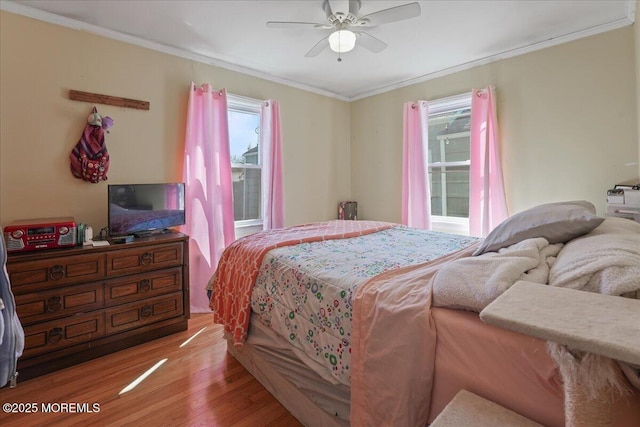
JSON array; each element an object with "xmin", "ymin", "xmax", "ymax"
[
  {"xmin": 46, "ymin": 296, "xmax": 62, "ymax": 313},
  {"xmin": 140, "ymin": 279, "xmax": 151, "ymax": 293},
  {"xmin": 140, "ymin": 305, "xmax": 152, "ymax": 319},
  {"xmin": 49, "ymin": 265, "xmax": 65, "ymax": 281},
  {"xmin": 48, "ymin": 327, "xmax": 64, "ymax": 344},
  {"xmin": 140, "ymin": 252, "xmax": 153, "ymax": 266}
]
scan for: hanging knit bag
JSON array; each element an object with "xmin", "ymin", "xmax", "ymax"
[{"xmin": 70, "ymin": 107, "xmax": 113, "ymax": 183}]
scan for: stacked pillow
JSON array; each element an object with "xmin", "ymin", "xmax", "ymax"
[
  {"xmin": 472, "ymin": 201, "xmax": 639, "ymax": 298},
  {"xmin": 473, "ymin": 201, "xmax": 604, "ymax": 256}
]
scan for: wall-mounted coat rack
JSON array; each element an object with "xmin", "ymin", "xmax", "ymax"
[{"xmin": 69, "ymin": 90, "xmax": 150, "ymax": 110}]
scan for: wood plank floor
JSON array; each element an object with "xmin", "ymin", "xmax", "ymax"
[{"xmin": 0, "ymin": 314, "xmax": 303, "ymax": 427}]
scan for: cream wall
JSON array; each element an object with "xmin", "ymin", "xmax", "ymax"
[
  {"xmin": 2, "ymin": 11, "xmax": 638, "ymax": 231},
  {"xmin": 0, "ymin": 11, "xmax": 351, "ymax": 229},
  {"xmin": 351, "ymin": 27, "xmax": 638, "ymax": 222}
]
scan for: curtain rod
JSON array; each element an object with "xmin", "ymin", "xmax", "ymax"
[{"xmin": 192, "ymin": 84, "xmax": 272, "ymax": 107}]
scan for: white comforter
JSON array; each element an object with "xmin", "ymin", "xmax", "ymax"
[
  {"xmin": 433, "ymin": 219, "xmax": 640, "ymax": 312},
  {"xmin": 432, "ymin": 237, "xmax": 563, "ymax": 311},
  {"xmin": 549, "ymin": 227, "xmax": 640, "ymax": 297}
]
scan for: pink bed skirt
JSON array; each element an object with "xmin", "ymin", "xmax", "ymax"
[{"xmin": 428, "ymin": 307, "xmax": 640, "ymax": 426}]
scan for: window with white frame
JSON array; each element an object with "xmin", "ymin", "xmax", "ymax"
[
  {"xmin": 227, "ymin": 94, "xmax": 263, "ymax": 236},
  {"xmin": 427, "ymin": 93, "xmax": 472, "ymax": 235}
]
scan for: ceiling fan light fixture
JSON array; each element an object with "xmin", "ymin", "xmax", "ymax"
[{"xmin": 329, "ymin": 29, "xmax": 356, "ymax": 53}]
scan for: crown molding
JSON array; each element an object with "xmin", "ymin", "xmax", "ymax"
[
  {"xmin": 0, "ymin": 1, "xmax": 350, "ymax": 102},
  {"xmin": 627, "ymin": 0, "xmax": 636, "ymax": 23},
  {"xmin": 2, "ymin": 0, "xmax": 635, "ymax": 103},
  {"xmin": 350, "ymin": 4, "xmax": 635, "ymax": 101}
]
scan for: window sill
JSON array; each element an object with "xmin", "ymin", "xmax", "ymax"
[
  {"xmin": 431, "ymin": 216, "xmax": 469, "ymax": 236},
  {"xmin": 235, "ymin": 219, "xmax": 263, "ymax": 228},
  {"xmin": 234, "ymin": 219, "xmax": 263, "ymax": 240}
]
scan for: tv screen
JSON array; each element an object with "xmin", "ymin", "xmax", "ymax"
[{"xmin": 108, "ymin": 183, "xmax": 186, "ymax": 237}]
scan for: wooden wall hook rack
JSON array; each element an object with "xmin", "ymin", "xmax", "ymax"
[{"xmin": 69, "ymin": 90, "xmax": 150, "ymax": 110}]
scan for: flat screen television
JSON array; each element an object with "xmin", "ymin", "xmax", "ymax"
[{"xmin": 108, "ymin": 183, "xmax": 186, "ymax": 237}]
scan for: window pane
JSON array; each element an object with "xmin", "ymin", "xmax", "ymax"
[
  {"xmin": 228, "ymin": 105, "xmax": 262, "ymax": 222},
  {"xmin": 446, "ymin": 166, "xmax": 470, "ymax": 218},
  {"xmin": 429, "ymin": 169, "xmax": 443, "ymax": 216},
  {"xmin": 428, "ymin": 105, "xmax": 471, "ymax": 218},
  {"xmin": 443, "ymin": 135, "xmax": 470, "ymax": 162},
  {"xmin": 229, "ymin": 110, "xmax": 260, "ymax": 165},
  {"xmin": 428, "ymin": 108, "xmax": 470, "ymax": 163},
  {"xmin": 429, "ymin": 166, "xmax": 469, "ymax": 218},
  {"xmin": 232, "ymin": 166, "xmax": 262, "ymax": 221}
]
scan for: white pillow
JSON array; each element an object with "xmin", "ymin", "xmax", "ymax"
[{"xmin": 473, "ymin": 201, "xmax": 604, "ymax": 256}]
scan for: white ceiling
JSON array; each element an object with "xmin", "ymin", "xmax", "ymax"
[{"xmin": 3, "ymin": 0, "xmax": 635, "ymax": 100}]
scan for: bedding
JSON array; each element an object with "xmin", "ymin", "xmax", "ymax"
[
  {"xmin": 435, "ymin": 216, "xmax": 640, "ymax": 313},
  {"xmin": 208, "ymin": 216, "xmax": 640, "ymax": 426},
  {"xmin": 250, "ymin": 225, "xmax": 477, "ymax": 385},
  {"xmin": 351, "ymin": 244, "xmax": 478, "ymax": 426},
  {"xmin": 433, "ymin": 237, "xmax": 562, "ymax": 311},
  {"xmin": 209, "ymin": 221, "xmax": 397, "ymax": 345},
  {"xmin": 473, "ymin": 200, "xmax": 604, "ymax": 256},
  {"xmin": 549, "ymin": 217, "xmax": 640, "ymax": 297},
  {"xmin": 242, "ymin": 312, "xmax": 352, "ymax": 422}
]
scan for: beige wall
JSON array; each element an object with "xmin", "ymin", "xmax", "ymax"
[
  {"xmin": 0, "ymin": 11, "xmax": 351, "ymax": 229},
  {"xmin": 351, "ymin": 27, "xmax": 638, "ymax": 222},
  {"xmin": 2, "ymin": 11, "xmax": 639, "ymax": 231}
]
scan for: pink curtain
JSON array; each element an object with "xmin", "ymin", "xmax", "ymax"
[
  {"xmin": 402, "ymin": 101, "xmax": 431, "ymax": 229},
  {"xmin": 260, "ymin": 100, "xmax": 284, "ymax": 230},
  {"xmin": 182, "ymin": 83, "xmax": 236, "ymax": 313},
  {"xmin": 469, "ymin": 86, "xmax": 508, "ymax": 237}
]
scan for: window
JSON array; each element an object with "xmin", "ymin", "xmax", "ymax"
[
  {"xmin": 227, "ymin": 94, "xmax": 263, "ymax": 237},
  {"xmin": 427, "ymin": 93, "xmax": 472, "ymax": 235}
]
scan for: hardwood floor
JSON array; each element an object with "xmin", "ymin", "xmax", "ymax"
[{"xmin": 0, "ymin": 314, "xmax": 303, "ymax": 427}]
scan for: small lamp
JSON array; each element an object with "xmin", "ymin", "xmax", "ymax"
[{"xmin": 329, "ymin": 30, "xmax": 356, "ymax": 53}]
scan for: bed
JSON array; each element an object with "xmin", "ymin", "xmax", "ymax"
[{"xmin": 208, "ymin": 201, "xmax": 640, "ymax": 426}]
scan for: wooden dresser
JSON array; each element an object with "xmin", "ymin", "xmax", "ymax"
[{"xmin": 6, "ymin": 232, "xmax": 190, "ymax": 381}]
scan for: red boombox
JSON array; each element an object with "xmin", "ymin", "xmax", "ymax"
[{"xmin": 3, "ymin": 217, "xmax": 77, "ymax": 253}]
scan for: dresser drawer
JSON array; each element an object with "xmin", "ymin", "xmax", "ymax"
[
  {"xmin": 7, "ymin": 253, "xmax": 106, "ymax": 294},
  {"xmin": 10, "ymin": 232, "xmax": 189, "ymax": 381},
  {"xmin": 105, "ymin": 292, "xmax": 183, "ymax": 335},
  {"xmin": 23, "ymin": 311, "xmax": 105, "ymax": 359},
  {"xmin": 106, "ymin": 242, "xmax": 183, "ymax": 277},
  {"xmin": 105, "ymin": 267, "xmax": 182, "ymax": 306},
  {"xmin": 15, "ymin": 282, "xmax": 105, "ymax": 325}
]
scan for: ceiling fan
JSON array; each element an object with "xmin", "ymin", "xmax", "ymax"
[{"xmin": 266, "ymin": 0, "xmax": 421, "ymax": 60}]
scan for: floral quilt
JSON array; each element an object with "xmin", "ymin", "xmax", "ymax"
[
  {"xmin": 211, "ymin": 220, "xmax": 395, "ymax": 344},
  {"xmin": 250, "ymin": 225, "xmax": 478, "ymax": 385}
]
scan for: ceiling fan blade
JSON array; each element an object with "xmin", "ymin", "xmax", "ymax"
[
  {"xmin": 359, "ymin": 2, "xmax": 421, "ymax": 26},
  {"xmin": 355, "ymin": 31, "xmax": 387, "ymax": 53},
  {"xmin": 349, "ymin": 0, "xmax": 361, "ymax": 16},
  {"xmin": 305, "ymin": 36, "xmax": 330, "ymax": 57},
  {"xmin": 322, "ymin": 0, "xmax": 334, "ymax": 19},
  {"xmin": 267, "ymin": 21, "xmax": 328, "ymax": 29}
]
